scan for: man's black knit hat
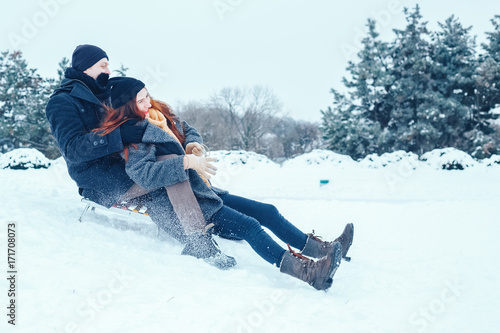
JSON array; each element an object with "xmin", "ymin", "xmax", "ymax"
[
  {"xmin": 108, "ymin": 77, "xmax": 146, "ymax": 109},
  {"xmin": 71, "ymin": 44, "xmax": 108, "ymax": 71}
]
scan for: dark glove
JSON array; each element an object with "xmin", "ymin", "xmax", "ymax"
[{"xmin": 120, "ymin": 120, "xmax": 145, "ymax": 145}]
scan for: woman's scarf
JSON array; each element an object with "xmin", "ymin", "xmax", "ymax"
[{"xmin": 146, "ymin": 108, "xmax": 182, "ymax": 145}]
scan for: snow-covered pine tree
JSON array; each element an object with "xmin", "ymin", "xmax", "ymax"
[
  {"xmin": 388, "ymin": 5, "xmax": 442, "ymax": 154},
  {"xmin": 483, "ymin": 15, "xmax": 500, "ymax": 63},
  {"xmin": 320, "ymin": 90, "xmax": 380, "ymax": 160},
  {"xmin": 54, "ymin": 57, "xmax": 69, "ymax": 89},
  {"xmin": 479, "ymin": 15, "xmax": 500, "ymax": 114},
  {"xmin": 320, "ymin": 19, "xmax": 389, "ymax": 159},
  {"xmin": 0, "ymin": 50, "xmax": 59, "ymax": 158},
  {"xmin": 430, "ymin": 15, "xmax": 477, "ymax": 150},
  {"xmin": 320, "ymin": 5, "xmax": 500, "ymax": 159},
  {"xmin": 472, "ymin": 15, "xmax": 500, "ymax": 156},
  {"xmin": 343, "ymin": 19, "xmax": 394, "ymax": 130}
]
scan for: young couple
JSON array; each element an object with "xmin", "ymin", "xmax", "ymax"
[{"xmin": 46, "ymin": 44, "xmax": 354, "ymax": 290}]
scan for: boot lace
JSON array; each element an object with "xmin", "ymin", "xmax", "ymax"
[
  {"xmin": 287, "ymin": 244, "xmax": 311, "ymax": 261},
  {"xmin": 308, "ymin": 230, "xmax": 323, "ymax": 242}
]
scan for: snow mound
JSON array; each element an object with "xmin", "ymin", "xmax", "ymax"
[
  {"xmin": 420, "ymin": 148, "xmax": 477, "ymax": 170},
  {"xmin": 0, "ymin": 148, "xmax": 51, "ymax": 169},
  {"xmin": 481, "ymin": 154, "xmax": 500, "ymax": 167},
  {"xmin": 211, "ymin": 150, "xmax": 277, "ymax": 169},
  {"xmin": 359, "ymin": 150, "xmax": 420, "ymax": 169},
  {"xmin": 283, "ymin": 149, "xmax": 356, "ymax": 168}
]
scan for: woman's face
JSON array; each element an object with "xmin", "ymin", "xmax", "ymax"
[{"xmin": 136, "ymin": 88, "xmax": 151, "ymax": 116}]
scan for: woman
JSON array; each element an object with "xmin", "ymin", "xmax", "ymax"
[{"xmin": 96, "ymin": 77, "xmax": 354, "ymax": 290}]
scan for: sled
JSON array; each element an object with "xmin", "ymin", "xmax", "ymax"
[
  {"xmin": 78, "ymin": 198, "xmax": 151, "ymax": 222},
  {"xmin": 78, "ymin": 198, "xmax": 162, "ymax": 238}
]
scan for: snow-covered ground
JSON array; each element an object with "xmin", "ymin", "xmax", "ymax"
[{"xmin": 1, "ymin": 149, "xmax": 499, "ymax": 333}]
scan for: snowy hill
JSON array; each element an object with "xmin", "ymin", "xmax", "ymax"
[
  {"xmin": 1, "ymin": 149, "xmax": 500, "ymax": 332},
  {"xmin": 0, "ymin": 148, "xmax": 51, "ymax": 170}
]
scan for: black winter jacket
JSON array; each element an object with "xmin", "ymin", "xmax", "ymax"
[{"xmin": 45, "ymin": 79, "xmax": 134, "ymax": 206}]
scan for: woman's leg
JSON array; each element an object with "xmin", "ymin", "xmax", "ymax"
[
  {"xmin": 209, "ymin": 205, "xmax": 287, "ymax": 267},
  {"xmin": 218, "ymin": 193, "xmax": 308, "ymax": 251},
  {"xmin": 210, "ymin": 204, "xmax": 343, "ymax": 290},
  {"xmin": 139, "ymin": 188, "xmax": 236, "ymax": 269},
  {"xmin": 140, "ymin": 188, "xmax": 188, "ymax": 243}
]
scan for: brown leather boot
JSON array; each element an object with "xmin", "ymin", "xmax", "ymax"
[
  {"xmin": 279, "ymin": 243, "xmax": 342, "ymax": 290},
  {"xmin": 301, "ymin": 223, "xmax": 354, "ymax": 261},
  {"xmin": 334, "ymin": 223, "xmax": 354, "ymax": 261}
]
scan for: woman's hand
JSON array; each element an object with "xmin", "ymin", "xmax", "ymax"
[
  {"xmin": 185, "ymin": 142, "xmax": 204, "ymax": 156},
  {"xmin": 184, "ymin": 154, "xmax": 217, "ymax": 179}
]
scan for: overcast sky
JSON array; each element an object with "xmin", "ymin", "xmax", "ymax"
[{"xmin": 1, "ymin": 0, "xmax": 499, "ymax": 122}]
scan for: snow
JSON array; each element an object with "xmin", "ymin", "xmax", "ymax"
[
  {"xmin": 0, "ymin": 148, "xmax": 51, "ymax": 170},
  {"xmin": 358, "ymin": 151, "xmax": 420, "ymax": 169},
  {"xmin": 490, "ymin": 105, "xmax": 500, "ymax": 115},
  {"xmin": 1, "ymin": 149, "xmax": 500, "ymax": 332},
  {"xmin": 420, "ymin": 148, "xmax": 478, "ymax": 170},
  {"xmin": 210, "ymin": 150, "xmax": 278, "ymax": 169},
  {"xmin": 282, "ymin": 149, "xmax": 356, "ymax": 169},
  {"xmin": 482, "ymin": 154, "xmax": 500, "ymax": 167}
]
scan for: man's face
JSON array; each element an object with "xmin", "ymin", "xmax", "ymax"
[{"xmin": 83, "ymin": 58, "xmax": 111, "ymax": 79}]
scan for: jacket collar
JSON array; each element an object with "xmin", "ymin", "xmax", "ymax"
[
  {"xmin": 56, "ymin": 78, "xmax": 103, "ymax": 105},
  {"xmin": 141, "ymin": 121, "xmax": 185, "ymax": 154}
]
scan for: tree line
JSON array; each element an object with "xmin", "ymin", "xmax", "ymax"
[
  {"xmin": 321, "ymin": 6, "xmax": 500, "ymax": 159},
  {"xmin": 0, "ymin": 52, "xmax": 319, "ymax": 160}
]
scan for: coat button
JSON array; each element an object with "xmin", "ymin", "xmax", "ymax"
[
  {"xmin": 93, "ymin": 141, "xmax": 98, "ymax": 146},
  {"xmin": 80, "ymin": 108, "xmax": 85, "ymax": 113},
  {"xmin": 99, "ymin": 139, "xmax": 105, "ymax": 144}
]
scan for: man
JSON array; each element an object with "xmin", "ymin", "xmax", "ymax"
[
  {"xmin": 46, "ymin": 45, "xmax": 138, "ymax": 207},
  {"xmin": 45, "ymin": 45, "xmax": 235, "ymax": 269}
]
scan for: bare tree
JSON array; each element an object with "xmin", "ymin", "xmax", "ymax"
[
  {"xmin": 209, "ymin": 85, "xmax": 282, "ymax": 152},
  {"xmin": 177, "ymin": 101, "xmax": 237, "ymax": 150},
  {"xmin": 177, "ymin": 86, "xmax": 320, "ymax": 160},
  {"xmin": 266, "ymin": 117, "xmax": 321, "ymax": 159}
]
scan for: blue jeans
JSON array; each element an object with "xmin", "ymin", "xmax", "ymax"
[{"xmin": 209, "ymin": 193, "xmax": 308, "ymax": 267}]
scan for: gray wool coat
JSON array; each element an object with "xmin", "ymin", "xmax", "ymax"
[{"xmin": 124, "ymin": 120, "xmax": 227, "ymax": 222}]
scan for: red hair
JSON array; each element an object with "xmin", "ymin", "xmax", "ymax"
[
  {"xmin": 94, "ymin": 95, "xmax": 185, "ymax": 160},
  {"xmin": 150, "ymin": 98, "xmax": 185, "ymax": 145}
]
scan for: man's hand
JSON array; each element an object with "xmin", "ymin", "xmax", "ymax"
[
  {"xmin": 120, "ymin": 120, "xmax": 145, "ymax": 145},
  {"xmin": 185, "ymin": 142, "xmax": 205, "ymax": 156}
]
